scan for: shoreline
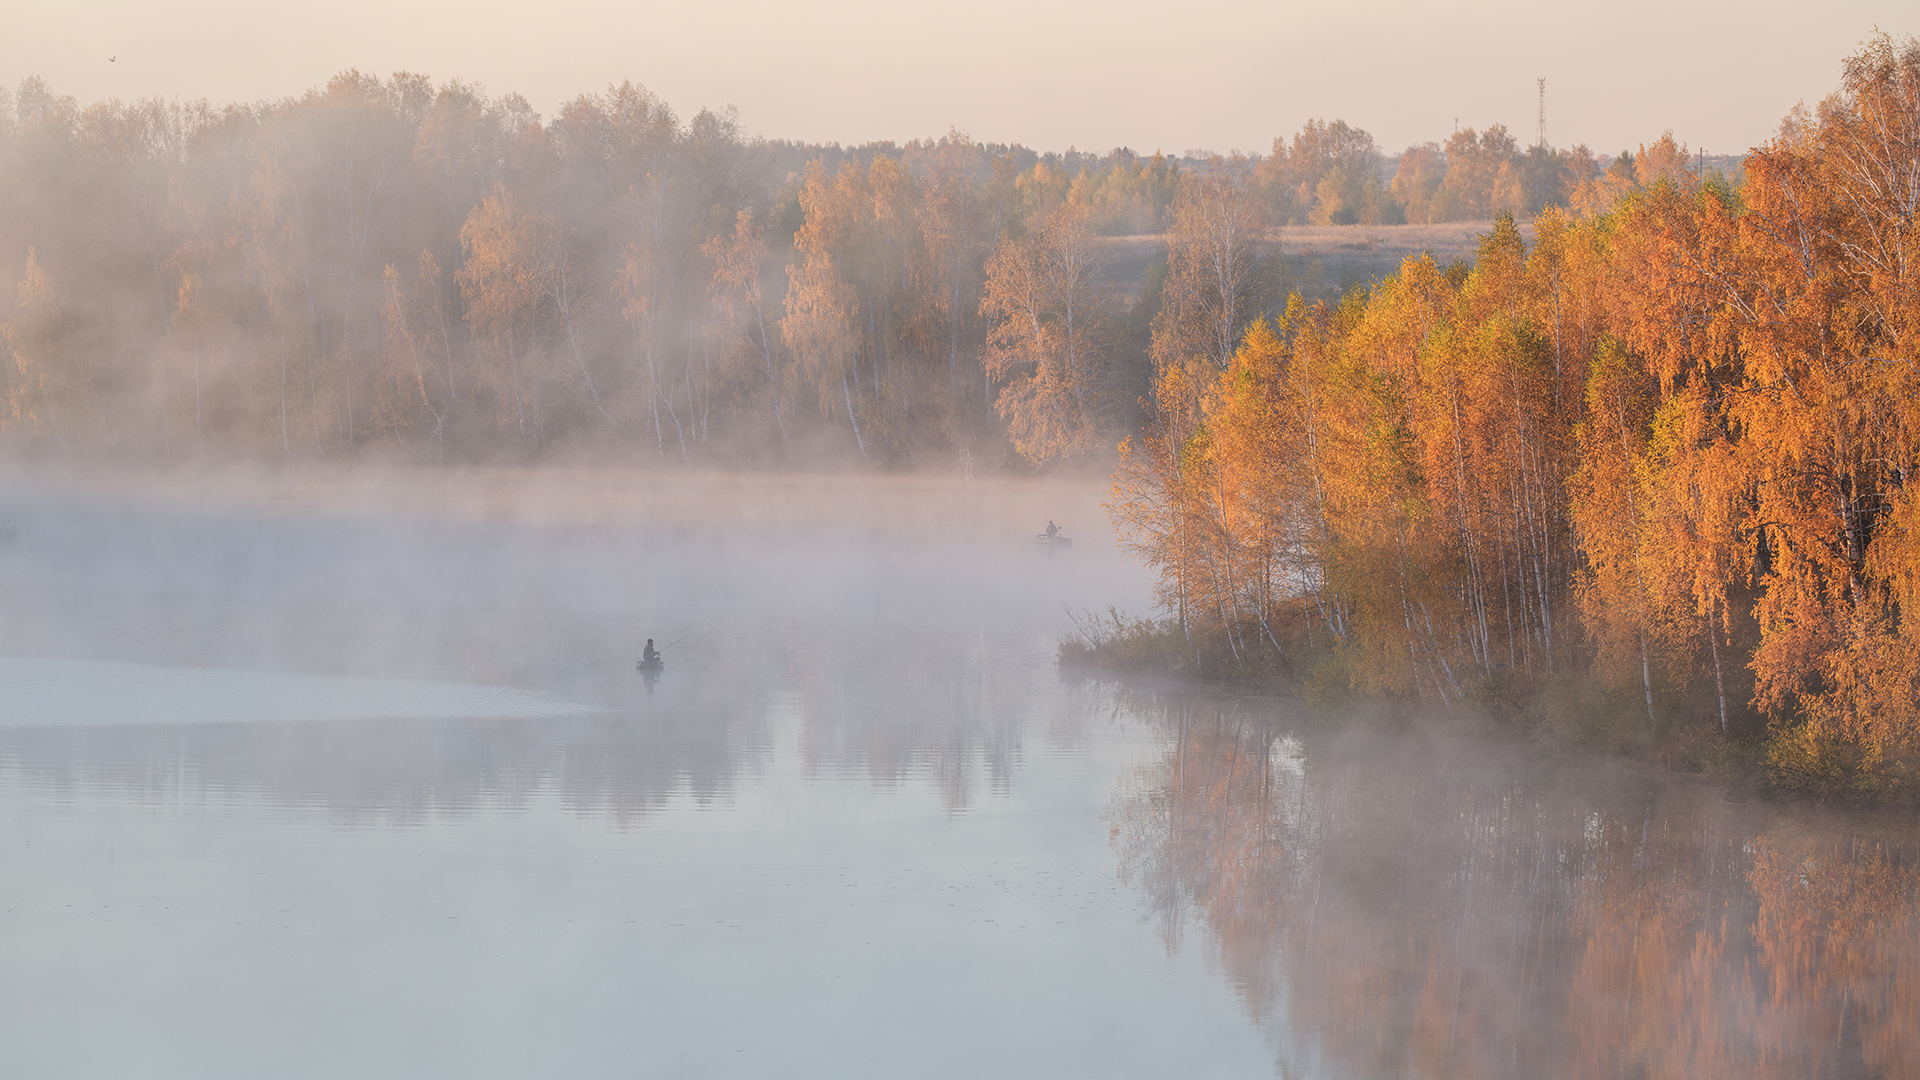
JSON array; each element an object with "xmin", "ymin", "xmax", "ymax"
[{"xmin": 1058, "ymin": 617, "xmax": 1920, "ymax": 809}]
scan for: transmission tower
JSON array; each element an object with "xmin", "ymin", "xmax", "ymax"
[
  {"xmin": 1530, "ymin": 78, "xmax": 1548, "ymax": 214},
  {"xmin": 1536, "ymin": 78, "xmax": 1547, "ymax": 148}
]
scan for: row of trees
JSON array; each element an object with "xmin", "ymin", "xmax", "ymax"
[
  {"xmin": 1262, "ymin": 117, "xmax": 1673, "ymax": 227},
  {"xmin": 0, "ymin": 73, "xmax": 767, "ymax": 461},
  {"xmin": 1110, "ymin": 34, "xmax": 1920, "ymax": 785},
  {"xmin": 2, "ymin": 66, "xmax": 1677, "ymax": 466},
  {"xmin": 0, "ymin": 68, "xmax": 1186, "ymax": 464}
]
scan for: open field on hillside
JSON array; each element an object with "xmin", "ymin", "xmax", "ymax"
[{"xmin": 1097, "ymin": 219, "xmax": 1537, "ymax": 301}]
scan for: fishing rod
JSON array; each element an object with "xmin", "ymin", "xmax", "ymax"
[{"xmin": 637, "ymin": 633, "xmax": 689, "ymax": 671}]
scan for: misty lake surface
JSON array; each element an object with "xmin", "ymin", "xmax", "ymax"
[{"xmin": 2, "ymin": 468, "xmax": 1915, "ymax": 1079}]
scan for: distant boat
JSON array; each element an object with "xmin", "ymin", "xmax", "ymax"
[
  {"xmin": 635, "ymin": 657, "xmax": 665, "ymax": 673},
  {"xmin": 1034, "ymin": 533, "xmax": 1072, "ymax": 549}
]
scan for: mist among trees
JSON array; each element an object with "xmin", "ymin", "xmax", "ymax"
[{"xmin": 1, "ymin": 68, "xmax": 1681, "ymax": 468}]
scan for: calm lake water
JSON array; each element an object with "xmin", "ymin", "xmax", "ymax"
[{"xmin": 1, "ymin": 469, "xmax": 1914, "ymax": 1079}]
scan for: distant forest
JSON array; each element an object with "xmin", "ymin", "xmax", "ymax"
[{"xmin": 0, "ymin": 67, "xmax": 1733, "ymax": 466}]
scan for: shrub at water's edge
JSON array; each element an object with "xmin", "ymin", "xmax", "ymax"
[
  {"xmin": 1059, "ymin": 605, "xmax": 1810, "ymax": 797},
  {"xmin": 1058, "ymin": 606, "xmax": 1296, "ymax": 688},
  {"xmin": 1062, "ymin": 597, "xmax": 1920, "ymax": 803}
]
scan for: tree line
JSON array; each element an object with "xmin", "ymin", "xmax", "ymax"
[
  {"xmin": 2, "ymin": 68, "xmax": 1670, "ymax": 466},
  {"xmin": 1108, "ymin": 34, "xmax": 1920, "ymax": 792}
]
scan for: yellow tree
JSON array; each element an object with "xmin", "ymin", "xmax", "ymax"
[
  {"xmin": 381, "ymin": 250, "xmax": 460, "ymax": 459},
  {"xmin": 1110, "ymin": 357, "xmax": 1212, "ymax": 644},
  {"xmin": 1730, "ymin": 34, "xmax": 1920, "ymax": 770},
  {"xmin": 457, "ymin": 184, "xmax": 546, "ymax": 447},
  {"xmin": 781, "ymin": 160, "xmax": 871, "ymax": 457},
  {"xmin": 1598, "ymin": 172, "xmax": 1748, "ymax": 730},
  {"xmin": 1293, "ymin": 291, "xmax": 1456, "ymax": 698},
  {"xmin": 1123, "ymin": 157, "xmax": 1274, "ymax": 652},
  {"xmin": 1569, "ymin": 337, "xmax": 1662, "ymax": 723},
  {"xmin": 704, "ymin": 209, "xmax": 789, "ymax": 446},
  {"xmin": 857, "ymin": 154, "xmax": 935, "ymax": 454},
  {"xmin": 915, "ymin": 130, "xmax": 989, "ymax": 405},
  {"xmin": 1391, "ymin": 143, "xmax": 1446, "ymax": 225},
  {"xmin": 1, "ymin": 250, "xmax": 72, "ymax": 438},
  {"xmin": 1459, "ymin": 218, "xmax": 1572, "ymax": 680},
  {"xmin": 979, "ymin": 203, "xmax": 1115, "ymax": 464},
  {"xmin": 1200, "ymin": 313, "xmax": 1315, "ymax": 659},
  {"xmin": 1435, "ymin": 125, "xmax": 1517, "ymax": 221},
  {"xmin": 1151, "ymin": 155, "xmax": 1269, "ymax": 375}
]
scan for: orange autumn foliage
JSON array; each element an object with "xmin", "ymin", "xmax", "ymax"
[{"xmin": 1110, "ymin": 34, "xmax": 1920, "ymax": 785}]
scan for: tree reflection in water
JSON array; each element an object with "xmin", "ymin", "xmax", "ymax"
[
  {"xmin": 1106, "ymin": 694, "xmax": 1920, "ymax": 1080},
  {"xmin": 0, "ymin": 632, "xmax": 1049, "ymax": 823}
]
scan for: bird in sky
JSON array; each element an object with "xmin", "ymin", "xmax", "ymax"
[{"xmin": 109, "ymin": 56, "xmax": 116, "ymax": 63}]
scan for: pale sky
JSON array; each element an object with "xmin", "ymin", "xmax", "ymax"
[{"xmin": 4, "ymin": 0, "xmax": 1909, "ymax": 159}]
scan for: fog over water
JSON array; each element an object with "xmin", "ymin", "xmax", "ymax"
[{"xmin": 1, "ymin": 467, "xmax": 1915, "ymax": 1077}]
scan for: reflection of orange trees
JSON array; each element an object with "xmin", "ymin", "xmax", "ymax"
[
  {"xmin": 1749, "ymin": 838, "xmax": 1920, "ymax": 1078},
  {"xmin": 1562, "ymin": 833, "xmax": 1917, "ymax": 1079},
  {"xmin": 1111, "ymin": 700, "xmax": 1920, "ymax": 1078},
  {"xmin": 1108, "ymin": 707, "xmax": 1600, "ymax": 1076},
  {"xmin": 0, "ymin": 713, "xmax": 758, "ymax": 827},
  {"xmin": 786, "ymin": 635, "xmax": 1026, "ymax": 812},
  {"xmin": 1558, "ymin": 805, "xmax": 1756, "ymax": 1080},
  {"xmin": 1107, "ymin": 702, "xmax": 1296, "ymax": 1003}
]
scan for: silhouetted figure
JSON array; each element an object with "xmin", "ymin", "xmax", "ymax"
[
  {"xmin": 1045, "ymin": 521, "xmax": 1058, "ymax": 540},
  {"xmin": 642, "ymin": 639, "xmax": 659, "ymax": 663}
]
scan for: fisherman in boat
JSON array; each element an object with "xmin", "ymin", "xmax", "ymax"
[
  {"xmin": 1045, "ymin": 521, "xmax": 1058, "ymax": 541},
  {"xmin": 642, "ymin": 639, "xmax": 660, "ymax": 664}
]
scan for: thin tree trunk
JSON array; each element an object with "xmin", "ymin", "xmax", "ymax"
[
  {"xmin": 1709, "ymin": 614, "xmax": 1729, "ymax": 734},
  {"xmin": 193, "ymin": 350, "xmax": 203, "ymax": 454},
  {"xmin": 1640, "ymin": 634, "xmax": 1657, "ymax": 729},
  {"xmin": 280, "ymin": 349, "xmax": 292, "ymax": 461},
  {"xmin": 842, "ymin": 355, "xmax": 867, "ymax": 457}
]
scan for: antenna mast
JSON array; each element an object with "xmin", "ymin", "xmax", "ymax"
[{"xmin": 1536, "ymin": 78, "xmax": 1547, "ymax": 148}]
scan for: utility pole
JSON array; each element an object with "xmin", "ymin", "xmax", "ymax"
[
  {"xmin": 1533, "ymin": 78, "xmax": 1547, "ymax": 212},
  {"xmin": 1536, "ymin": 78, "xmax": 1547, "ymax": 149}
]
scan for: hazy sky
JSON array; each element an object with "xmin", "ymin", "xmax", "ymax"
[{"xmin": 5, "ymin": 0, "xmax": 1908, "ymax": 158}]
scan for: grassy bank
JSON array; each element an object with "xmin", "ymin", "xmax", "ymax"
[{"xmin": 1059, "ymin": 607, "xmax": 1920, "ymax": 806}]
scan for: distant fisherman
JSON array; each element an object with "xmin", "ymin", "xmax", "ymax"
[
  {"xmin": 1045, "ymin": 521, "xmax": 1058, "ymax": 540},
  {"xmin": 642, "ymin": 639, "xmax": 659, "ymax": 663}
]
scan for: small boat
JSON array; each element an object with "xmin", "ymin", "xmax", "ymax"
[
  {"xmin": 1033, "ymin": 533, "xmax": 1073, "ymax": 549},
  {"xmin": 635, "ymin": 657, "xmax": 665, "ymax": 673}
]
